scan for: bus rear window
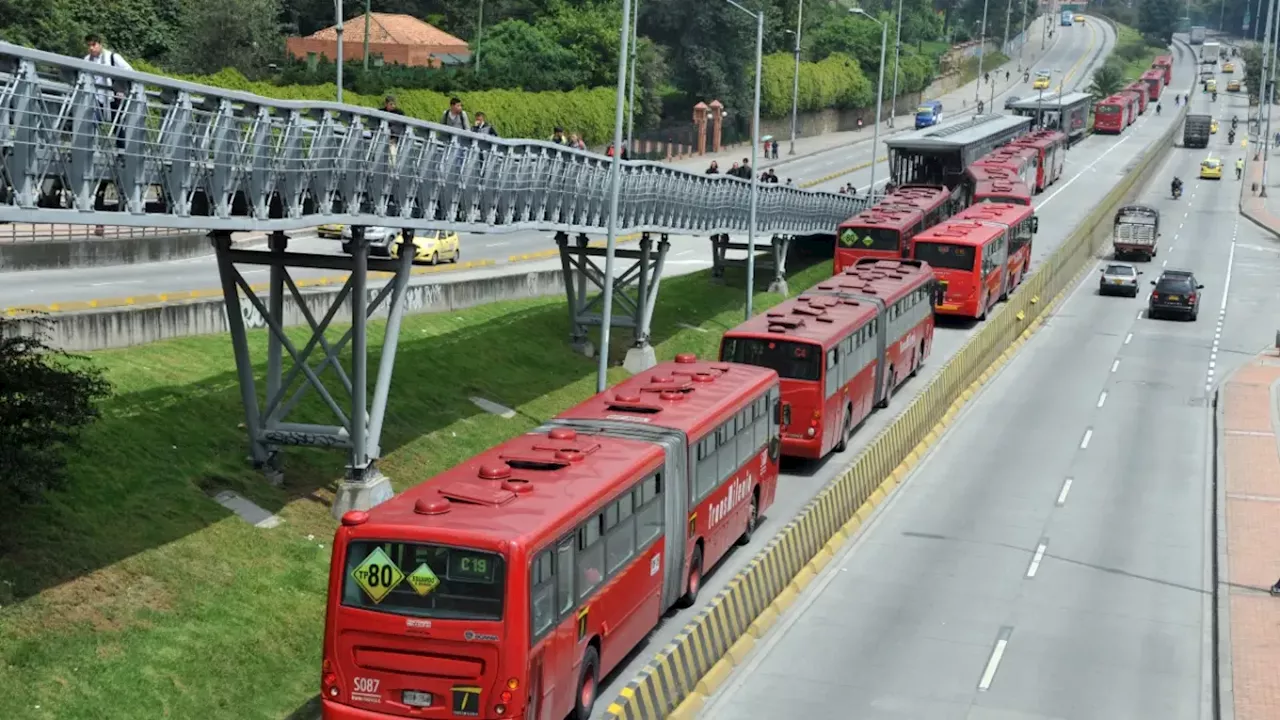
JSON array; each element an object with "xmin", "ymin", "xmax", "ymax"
[
  {"xmin": 341, "ymin": 541, "xmax": 506, "ymax": 620},
  {"xmin": 914, "ymin": 242, "xmax": 976, "ymax": 271},
  {"xmin": 1096, "ymin": 105, "xmax": 1121, "ymax": 114},
  {"xmin": 978, "ymin": 195, "xmax": 1029, "ymax": 206},
  {"xmin": 720, "ymin": 337, "xmax": 821, "ymax": 381},
  {"xmin": 838, "ymin": 227, "xmax": 902, "ymax": 253}
]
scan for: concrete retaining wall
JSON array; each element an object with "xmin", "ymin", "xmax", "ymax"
[
  {"xmin": 0, "ymin": 231, "xmax": 211, "ymax": 272},
  {"xmin": 7, "ymin": 267, "xmax": 567, "ymax": 352}
]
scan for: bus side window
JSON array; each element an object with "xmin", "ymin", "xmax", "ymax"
[
  {"xmin": 695, "ymin": 436, "xmax": 718, "ymax": 500},
  {"xmin": 530, "ymin": 550, "xmax": 557, "ymax": 639},
  {"xmin": 605, "ymin": 493, "xmax": 636, "ymax": 573},
  {"xmin": 555, "ymin": 540, "xmax": 575, "ymax": 617},
  {"xmin": 635, "ymin": 473, "xmax": 664, "ymax": 546},
  {"xmin": 577, "ymin": 518, "xmax": 604, "ymax": 598},
  {"xmin": 825, "ymin": 347, "xmax": 840, "ymax": 398}
]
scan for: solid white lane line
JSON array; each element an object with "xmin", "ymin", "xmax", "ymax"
[
  {"xmin": 1056, "ymin": 478, "xmax": 1074, "ymax": 506},
  {"xmin": 1026, "ymin": 541, "xmax": 1049, "ymax": 578}
]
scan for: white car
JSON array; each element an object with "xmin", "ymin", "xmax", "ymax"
[
  {"xmin": 340, "ymin": 226, "xmax": 399, "ymax": 256},
  {"xmin": 1099, "ymin": 262, "xmax": 1142, "ymax": 297}
]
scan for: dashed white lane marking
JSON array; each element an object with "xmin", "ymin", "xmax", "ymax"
[
  {"xmin": 1026, "ymin": 540, "xmax": 1049, "ymax": 578},
  {"xmin": 1112, "ymin": 359, "xmax": 1120, "ymax": 373},
  {"xmin": 1080, "ymin": 428, "xmax": 1093, "ymax": 449},
  {"xmin": 1208, "ymin": 224, "xmax": 1238, "ymax": 393},
  {"xmin": 1124, "ymin": 332, "xmax": 1133, "ymax": 344},
  {"xmin": 1056, "ymin": 478, "xmax": 1074, "ymax": 506},
  {"xmin": 1097, "ymin": 391, "xmax": 1108, "ymax": 408},
  {"xmin": 978, "ymin": 628, "xmax": 1013, "ymax": 691}
]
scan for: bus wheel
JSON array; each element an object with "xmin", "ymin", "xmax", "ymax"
[
  {"xmin": 737, "ymin": 492, "xmax": 759, "ymax": 546},
  {"xmin": 572, "ymin": 646, "xmax": 600, "ymax": 720},
  {"xmin": 676, "ymin": 546, "xmax": 703, "ymax": 608}
]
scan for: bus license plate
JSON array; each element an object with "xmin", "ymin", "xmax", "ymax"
[{"xmin": 403, "ymin": 691, "xmax": 433, "ymax": 707}]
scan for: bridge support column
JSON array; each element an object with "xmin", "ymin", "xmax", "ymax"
[
  {"xmin": 210, "ymin": 227, "xmax": 419, "ymax": 519},
  {"xmin": 556, "ymin": 230, "xmax": 670, "ymax": 371},
  {"xmin": 709, "ymin": 233, "xmax": 791, "ymax": 296}
]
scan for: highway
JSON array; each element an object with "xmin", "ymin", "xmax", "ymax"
[
  {"xmin": 0, "ymin": 15, "xmax": 1101, "ymax": 311},
  {"xmin": 695, "ymin": 52, "xmax": 1263, "ymax": 720},
  {"xmin": 588, "ymin": 20, "xmax": 1182, "ymax": 717}
]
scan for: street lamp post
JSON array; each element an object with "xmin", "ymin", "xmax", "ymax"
[
  {"xmin": 852, "ymin": 7, "xmax": 888, "ymax": 197},
  {"xmin": 475, "ymin": 0, "xmax": 484, "ymax": 73},
  {"xmin": 1265, "ymin": 0, "xmax": 1280, "ymax": 197},
  {"xmin": 975, "ymin": 0, "xmax": 991, "ymax": 108},
  {"xmin": 721, "ymin": 0, "xmax": 765, "ymax": 319},
  {"xmin": 788, "ymin": 2, "xmax": 803, "ymax": 154},
  {"xmin": 890, "ymin": 0, "xmax": 903, "ymax": 128},
  {"xmin": 596, "ymin": 0, "xmax": 635, "ymax": 391},
  {"xmin": 335, "ymin": 0, "xmax": 344, "ymax": 103},
  {"xmin": 626, "ymin": 0, "xmax": 639, "ymax": 153}
]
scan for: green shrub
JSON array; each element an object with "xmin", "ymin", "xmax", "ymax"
[
  {"xmin": 761, "ymin": 51, "xmax": 874, "ymax": 117},
  {"xmin": 132, "ymin": 63, "xmax": 621, "ymax": 143}
]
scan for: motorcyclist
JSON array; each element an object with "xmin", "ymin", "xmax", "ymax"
[
  {"xmin": 1171, "ymin": 176, "xmax": 1183, "ymax": 197},
  {"xmin": 1156, "ymin": 103, "xmax": 1162, "ymax": 115},
  {"xmin": 1233, "ymin": 115, "xmax": 1239, "ymax": 130},
  {"xmin": 1213, "ymin": 91, "xmax": 1218, "ymax": 102},
  {"xmin": 1229, "ymin": 129, "xmax": 1236, "ymax": 145}
]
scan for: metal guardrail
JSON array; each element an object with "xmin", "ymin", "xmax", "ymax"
[
  {"xmin": 0, "ymin": 222, "xmax": 181, "ymax": 243},
  {"xmin": 0, "ymin": 41, "xmax": 872, "ymax": 236}
]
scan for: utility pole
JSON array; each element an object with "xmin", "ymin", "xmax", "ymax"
[
  {"xmin": 890, "ymin": 0, "xmax": 903, "ymax": 128},
  {"xmin": 789, "ymin": 2, "xmax": 802, "ymax": 153},
  {"xmin": 1259, "ymin": 0, "xmax": 1275, "ymax": 144},
  {"xmin": 626, "ymin": 0, "xmax": 640, "ymax": 153},
  {"xmin": 475, "ymin": 0, "xmax": 483, "ymax": 73},
  {"xmin": 1265, "ymin": 0, "xmax": 1280, "ymax": 197},
  {"xmin": 335, "ymin": 0, "xmax": 344, "ymax": 103},
  {"xmin": 361, "ymin": 0, "xmax": 371, "ymax": 70},
  {"xmin": 976, "ymin": 0, "xmax": 991, "ymax": 108}
]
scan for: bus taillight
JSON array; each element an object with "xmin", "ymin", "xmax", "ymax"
[{"xmin": 322, "ymin": 658, "xmax": 340, "ymax": 698}]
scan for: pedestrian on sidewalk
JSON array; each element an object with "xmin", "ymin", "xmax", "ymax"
[{"xmin": 706, "ymin": 161, "xmax": 720, "ymax": 174}]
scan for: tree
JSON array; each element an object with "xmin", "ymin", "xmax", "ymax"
[
  {"xmin": 1088, "ymin": 64, "xmax": 1124, "ymax": 100},
  {"xmin": 473, "ymin": 19, "xmax": 588, "ymax": 92},
  {"xmin": 1137, "ymin": 0, "xmax": 1179, "ymax": 46},
  {"xmin": 0, "ymin": 317, "xmax": 112, "ymax": 503},
  {"xmin": 167, "ymin": 0, "xmax": 284, "ymax": 76}
]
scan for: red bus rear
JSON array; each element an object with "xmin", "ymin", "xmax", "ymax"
[
  {"xmin": 834, "ymin": 203, "xmax": 926, "ymax": 272},
  {"xmin": 321, "ymin": 357, "xmax": 782, "ymax": 720},
  {"xmin": 881, "ymin": 184, "xmax": 962, "ymax": 228},
  {"xmin": 1009, "ymin": 129, "xmax": 1067, "ymax": 192},
  {"xmin": 951, "ymin": 201, "xmax": 1038, "ymax": 295},
  {"xmin": 972, "ymin": 178, "xmax": 1034, "ymax": 206},
  {"xmin": 970, "ymin": 145, "xmax": 1040, "ymax": 189},
  {"xmin": 721, "ymin": 258, "xmax": 939, "ymax": 459},
  {"xmin": 913, "ymin": 220, "xmax": 1010, "ymax": 320},
  {"xmin": 1153, "ymin": 55, "xmax": 1173, "ymax": 85},
  {"xmin": 1140, "ymin": 69, "xmax": 1165, "ymax": 101},
  {"xmin": 1094, "ymin": 95, "xmax": 1127, "ymax": 134},
  {"xmin": 1125, "ymin": 81, "xmax": 1149, "ymax": 114},
  {"xmin": 1118, "ymin": 91, "xmax": 1139, "ymax": 126}
]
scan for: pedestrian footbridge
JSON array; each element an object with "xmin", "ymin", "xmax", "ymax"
[{"xmin": 0, "ymin": 41, "xmax": 870, "ymax": 513}]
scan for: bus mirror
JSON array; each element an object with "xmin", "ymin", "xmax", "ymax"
[{"xmin": 1031, "ymin": 216, "xmax": 1040, "ymax": 233}]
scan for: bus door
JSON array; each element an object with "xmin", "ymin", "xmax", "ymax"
[
  {"xmin": 984, "ymin": 232, "xmax": 1010, "ymax": 304},
  {"xmin": 860, "ymin": 296, "xmax": 890, "ymax": 406},
  {"xmin": 529, "ymin": 536, "xmax": 578, "ymax": 720}
]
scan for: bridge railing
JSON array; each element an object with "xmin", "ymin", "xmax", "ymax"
[{"xmin": 0, "ymin": 42, "xmax": 872, "ymax": 236}]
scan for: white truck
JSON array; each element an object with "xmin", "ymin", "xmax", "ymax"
[
  {"xmin": 1112, "ymin": 204, "xmax": 1160, "ymax": 261},
  {"xmin": 1202, "ymin": 41, "xmax": 1220, "ymax": 64},
  {"xmin": 1190, "ymin": 26, "xmax": 1206, "ymax": 44}
]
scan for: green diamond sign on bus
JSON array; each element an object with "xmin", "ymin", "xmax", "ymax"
[{"xmin": 839, "ymin": 228, "xmax": 858, "ymax": 247}]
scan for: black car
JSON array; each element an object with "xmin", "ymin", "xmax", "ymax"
[{"xmin": 1148, "ymin": 269, "xmax": 1203, "ymax": 320}]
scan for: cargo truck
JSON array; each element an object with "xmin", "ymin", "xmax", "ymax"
[
  {"xmin": 1183, "ymin": 114, "xmax": 1212, "ymax": 148},
  {"xmin": 1202, "ymin": 41, "xmax": 1220, "ymax": 64},
  {"xmin": 1190, "ymin": 26, "xmax": 1206, "ymax": 44},
  {"xmin": 1112, "ymin": 205, "xmax": 1160, "ymax": 262}
]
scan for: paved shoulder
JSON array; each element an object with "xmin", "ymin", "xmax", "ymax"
[{"xmin": 1219, "ymin": 353, "xmax": 1280, "ymax": 720}]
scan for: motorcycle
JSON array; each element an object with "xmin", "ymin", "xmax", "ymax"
[
  {"xmin": 1229, "ymin": 130, "xmax": 1236, "ymax": 145},
  {"xmin": 1172, "ymin": 184, "xmax": 1183, "ymax": 199}
]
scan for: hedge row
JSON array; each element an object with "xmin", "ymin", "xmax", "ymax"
[
  {"xmin": 759, "ymin": 51, "xmax": 936, "ymax": 118},
  {"xmin": 135, "ymin": 62, "xmax": 621, "ymax": 144}
]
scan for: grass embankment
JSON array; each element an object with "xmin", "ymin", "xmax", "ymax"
[
  {"xmin": 1109, "ymin": 23, "xmax": 1168, "ymax": 84},
  {"xmin": 956, "ymin": 52, "xmax": 1013, "ymax": 88},
  {"xmin": 0, "ymin": 258, "xmax": 835, "ymax": 720}
]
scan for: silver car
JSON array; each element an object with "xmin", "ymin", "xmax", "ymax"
[
  {"xmin": 1099, "ymin": 262, "xmax": 1142, "ymax": 297},
  {"xmin": 340, "ymin": 225, "xmax": 400, "ymax": 257}
]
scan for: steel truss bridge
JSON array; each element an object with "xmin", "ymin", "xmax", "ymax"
[{"xmin": 0, "ymin": 41, "xmax": 874, "ymax": 511}]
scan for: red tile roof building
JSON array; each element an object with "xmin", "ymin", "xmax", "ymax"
[{"xmin": 286, "ymin": 13, "xmax": 471, "ymax": 68}]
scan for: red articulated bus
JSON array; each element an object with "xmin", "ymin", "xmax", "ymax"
[
  {"xmin": 1009, "ymin": 129, "xmax": 1067, "ymax": 192},
  {"xmin": 1125, "ymin": 81, "xmax": 1150, "ymax": 114},
  {"xmin": 1152, "ymin": 55, "xmax": 1173, "ymax": 86},
  {"xmin": 972, "ymin": 178, "xmax": 1034, "ymax": 206},
  {"xmin": 834, "ymin": 203, "xmax": 927, "ymax": 272},
  {"xmin": 970, "ymin": 145, "xmax": 1040, "ymax": 189},
  {"xmin": 321, "ymin": 356, "xmax": 781, "ymax": 720},
  {"xmin": 1139, "ymin": 69, "xmax": 1165, "ymax": 101},
  {"xmin": 1093, "ymin": 95, "xmax": 1129, "ymax": 134},
  {"xmin": 880, "ymin": 184, "xmax": 961, "ymax": 228},
  {"xmin": 950, "ymin": 201, "xmax": 1038, "ymax": 295},
  {"xmin": 913, "ymin": 219, "xmax": 1010, "ymax": 320},
  {"xmin": 720, "ymin": 258, "xmax": 939, "ymax": 459},
  {"xmin": 1118, "ymin": 90, "xmax": 1140, "ymax": 127}
]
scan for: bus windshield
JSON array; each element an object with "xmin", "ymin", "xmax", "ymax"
[
  {"xmin": 1096, "ymin": 105, "xmax": 1121, "ymax": 114},
  {"xmin": 720, "ymin": 337, "xmax": 821, "ymax": 381},
  {"xmin": 914, "ymin": 242, "xmax": 976, "ymax": 271},
  {"xmin": 979, "ymin": 195, "xmax": 1029, "ymax": 205},
  {"xmin": 838, "ymin": 226, "xmax": 903, "ymax": 253},
  {"xmin": 341, "ymin": 540, "xmax": 507, "ymax": 620}
]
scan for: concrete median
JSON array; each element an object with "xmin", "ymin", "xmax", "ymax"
[
  {"xmin": 601, "ymin": 105, "xmax": 1190, "ymax": 720},
  {"xmin": 0, "ymin": 230, "xmax": 212, "ymax": 272}
]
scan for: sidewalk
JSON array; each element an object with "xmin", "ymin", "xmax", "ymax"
[
  {"xmin": 1240, "ymin": 150, "xmax": 1280, "ymax": 237},
  {"xmin": 1218, "ymin": 352, "xmax": 1280, "ymax": 720},
  {"xmin": 668, "ymin": 26, "xmax": 1064, "ymax": 175}
]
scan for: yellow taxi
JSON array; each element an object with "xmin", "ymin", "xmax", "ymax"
[
  {"xmin": 318, "ymin": 223, "xmax": 346, "ymax": 239},
  {"xmin": 1033, "ymin": 72, "xmax": 1052, "ymax": 90},
  {"xmin": 1200, "ymin": 158, "xmax": 1223, "ymax": 180},
  {"xmin": 1074, "ymin": 14, "xmax": 1085, "ymax": 22},
  {"xmin": 1223, "ymin": 62, "xmax": 1235, "ymax": 73},
  {"xmin": 393, "ymin": 229, "xmax": 462, "ymax": 265},
  {"xmin": 1205, "ymin": 78, "xmax": 1217, "ymax": 93},
  {"xmin": 1211, "ymin": 119, "xmax": 1219, "ymax": 134},
  {"xmin": 1228, "ymin": 79, "xmax": 1242, "ymax": 92}
]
